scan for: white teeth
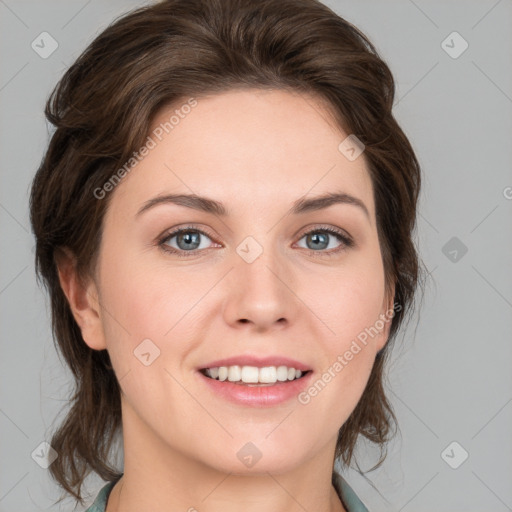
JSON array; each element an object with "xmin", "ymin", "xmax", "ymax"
[
  {"xmin": 227, "ymin": 366, "xmax": 241, "ymax": 382},
  {"xmin": 259, "ymin": 366, "xmax": 276, "ymax": 383},
  {"xmin": 241, "ymin": 366, "xmax": 259, "ymax": 383},
  {"xmin": 203, "ymin": 365, "xmax": 307, "ymax": 384},
  {"xmin": 276, "ymin": 365, "xmax": 289, "ymax": 381}
]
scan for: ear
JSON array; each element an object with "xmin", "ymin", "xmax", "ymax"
[
  {"xmin": 55, "ymin": 247, "xmax": 107, "ymax": 351},
  {"xmin": 376, "ymin": 281, "xmax": 396, "ymax": 353}
]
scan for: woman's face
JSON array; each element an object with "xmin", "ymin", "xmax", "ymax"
[{"xmin": 83, "ymin": 88, "xmax": 394, "ymax": 474}]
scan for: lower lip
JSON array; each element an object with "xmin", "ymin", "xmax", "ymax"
[{"xmin": 197, "ymin": 370, "xmax": 314, "ymax": 407}]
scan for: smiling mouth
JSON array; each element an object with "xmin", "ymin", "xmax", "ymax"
[{"xmin": 199, "ymin": 368, "xmax": 312, "ymax": 386}]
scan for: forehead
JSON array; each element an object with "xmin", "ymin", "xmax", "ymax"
[{"xmin": 106, "ymin": 88, "xmax": 374, "ymax": 222}]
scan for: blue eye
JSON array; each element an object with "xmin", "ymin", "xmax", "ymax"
[
  {"xmin": 158, "ymin": 225, "xmax": 354, "ymax": 258},
  {"xmin": 296, "ymin": 227, "xmax": 354, "ymax": 256},
  {"xmin": 159, "ymin": 226, "xmax": 216, "ymax": 257}
]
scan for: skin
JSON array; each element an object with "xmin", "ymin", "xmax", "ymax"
[{"xmin": 57, "ymin": 88, "xmax": 395, "ymax": 512}]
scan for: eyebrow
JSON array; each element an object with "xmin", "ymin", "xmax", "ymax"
[{"xmin": 136, "ymin": 191, "xmax": 370, "ymax": 220}]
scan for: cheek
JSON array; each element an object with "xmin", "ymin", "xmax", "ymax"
[
  {"xmin": 337, "ymin": 282, "xmax": 383, "ymax": 347},
  {"xmin": 300, "ymin": 257, "xmax": 385, "ymax": 405},
  {"xmin": 97, "ymin": 254, "xmax": 208, "ymax": 370},
  {"xmin": 301, "ymin": 275, "xmax": 381, "ymax": 427},
  {"xmin": 99, "ymin": 248, "xmax": 187, "ymax": 330},
  {"xmin": 306, "ymin": 259, "xmax": 385, "ymax": 345},
  {"xmin": 96, "ymin": 260, "xmax": 198, "ymax": 411}
]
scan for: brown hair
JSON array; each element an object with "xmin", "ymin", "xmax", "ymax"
[{"xmin": 29, "ymin": 0, "xmax": 426, "ymax": 505}]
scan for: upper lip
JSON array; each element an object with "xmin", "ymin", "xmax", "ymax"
[{"xmin": 198, "ymin": 355, "xmax": 312, "ymax": 372}]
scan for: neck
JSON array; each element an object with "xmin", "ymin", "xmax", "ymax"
[{"xmin": 106, "ymin": 397, "xmax": 347, "ymax": 512}]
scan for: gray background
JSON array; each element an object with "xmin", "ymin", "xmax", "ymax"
[{"xmin": 1, "ymin": 0, "xmax": 511, "ymax": 511}]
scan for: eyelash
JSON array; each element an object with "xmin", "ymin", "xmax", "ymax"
[{"xmin": 157, "ymin": 224, "xmax": 354, "ymax": 258}]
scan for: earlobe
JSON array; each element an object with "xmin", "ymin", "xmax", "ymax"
[{"xmin": 55, "ymin": 247, "xmax": 107, "ymax": 351}]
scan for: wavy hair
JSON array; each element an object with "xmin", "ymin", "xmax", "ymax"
[{"xmin": 29, "ymin": 0, "xmax": 426, "ymax": 505}]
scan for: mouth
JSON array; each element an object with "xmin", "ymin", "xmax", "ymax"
[
  {"xmin": 197, "ymin": 364, "xmax": 315, "ymax": 407},
  {"xmin": 199, "ymin": 366, "xmax": 313, "ymax": 387}
]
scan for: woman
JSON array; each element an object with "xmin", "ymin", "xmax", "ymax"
[{"xmin": 29, "ymin": 0, "xmax": 425, "ymax": 511}]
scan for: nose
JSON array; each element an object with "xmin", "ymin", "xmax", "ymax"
[{"xmin": 222, "ymin": 243, "xmax": 298, "ymax": 332}]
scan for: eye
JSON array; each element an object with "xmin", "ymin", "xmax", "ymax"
[
  {"xmin": 158, "ymin": 226, "xmax": 218, "ymax": 257},
  {"xmin": 295, "ymin": 226, "xmax": 354, "ymax": 257},
  {"xmin": 157, "ymin": 224, "xmax": 354, "ymax": 258}
]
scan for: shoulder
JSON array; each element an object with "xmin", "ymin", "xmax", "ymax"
[
  {"xmin": 332, "ymin": 471, "xmax": 370, "ymax": 512},
  {"xmin": 84, "ymin": 476, "xmax": 121, "ymax": 512}
]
